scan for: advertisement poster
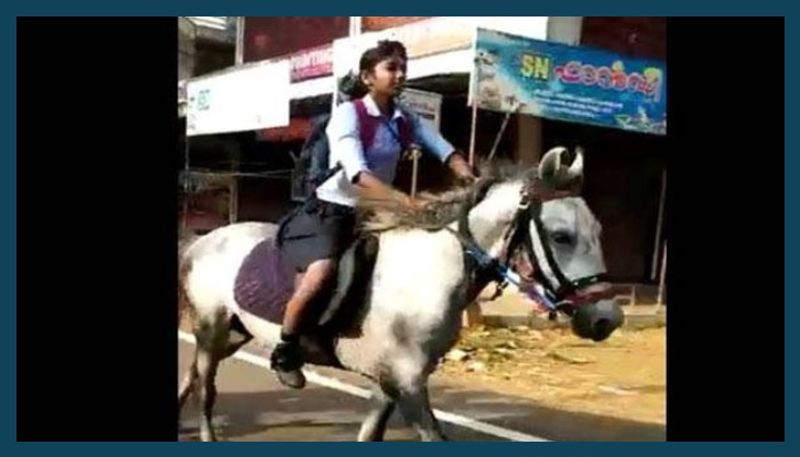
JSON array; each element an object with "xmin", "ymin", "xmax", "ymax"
[
  {"xmin": 471, "ymin": 28, "xmax": 666, "ymax": 135},
  {"xmin": 399, "ymin": 88, "xmax": 443, "ymax": 132},
  {"xmin": 290, "ymin": 45, "xmax": 333, "ymax": 82}
]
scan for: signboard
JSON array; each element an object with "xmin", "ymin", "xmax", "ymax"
[
  {"xmin": 399, "ymin": 88, "xmax": 442, "ymax": 132},
  {"xmin": 290, "ymin": 45, "xmax": 333, "ymax": 82},
  {"xmin": 470, "ymin": 28, "xmax": 667, "ymax": 135},
  {"xmin": 186, "ymin": 59, "xmax": 290, "ymax": 136}
]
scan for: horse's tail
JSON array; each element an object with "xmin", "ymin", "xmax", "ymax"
[{"xmin": 178, "ymin": 233, "xmax": 200, "ymax": 327}]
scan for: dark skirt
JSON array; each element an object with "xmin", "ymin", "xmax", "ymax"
[{"xmin": 277, "ymin": 196, "xmax": 357, "ymax": 273}]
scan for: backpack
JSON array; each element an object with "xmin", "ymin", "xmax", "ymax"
[{"xmin": 292, "ymin": 98, "xmax": 414, "ymax": 198}]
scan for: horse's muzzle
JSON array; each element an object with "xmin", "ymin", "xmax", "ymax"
[{"xmin": 570, "ymin": 299, "xmax": 624, "ymax": 342}]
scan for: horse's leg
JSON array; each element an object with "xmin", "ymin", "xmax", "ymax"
[
  {"xmin": 223, "ymin": 316, "xmax": 253, "ymax": 358},
  {"xmin": 357, "ymin": 384, "xmax": 397, "ymax": 441},
  {"xmin": 194, "ymin": 315, "xmax": 231, "ymax": 442},
  {"xmin": 396, "ymin": 383, "xmax": 447, "ymax": 441},
  {"xmin": 222, "ymin": 334, "xmax": 252, "ymax": 358},
  {"xmin": 195, "ymin": 343, "xmax": 220, "ymax": 442},
  {"xmin": 180, "ymin": 317, "xmax": 247, "ymax": 421},
  {"xmin": 178, "ymin": 352, "xmax": 198, "ymax": 418}
]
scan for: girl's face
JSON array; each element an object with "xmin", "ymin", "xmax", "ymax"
[{"xmin": 362, "ymin": 55, "xmax": 407, "ymax": 97}]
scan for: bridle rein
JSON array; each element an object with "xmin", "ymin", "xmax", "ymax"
[{"xmin": 447, "ymin": 179, "xmax": 612, "ymax": 318}]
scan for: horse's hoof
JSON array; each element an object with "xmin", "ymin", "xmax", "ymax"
[
  {"xmin": 275, "ymin": 368, "xmax": 306, "ymax": 389},
  {"xmin": 199, "ymin": 426, "xmax": 217, "ymax": 442}
]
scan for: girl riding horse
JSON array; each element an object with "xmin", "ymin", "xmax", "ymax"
[{"xmin": 271, "ymin": 40, "xmax": 477, "ymax": 388}]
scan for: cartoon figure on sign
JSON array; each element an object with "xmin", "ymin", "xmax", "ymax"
[
  {"xmin": 475, "ymin": 50, "xmax": 503, "ymax": 110},
  {"xmin": 611, "ymin": 61, "xmax": 627, "ymax": 90},
  {"xmin": 616, "ymin": 106, "xmax": 663, "ymax": 133},
  {"xmin": 637, "ymin": 106, "xmax": 650, "ymax": 126},
  {"xmin": 642, "ymin": 67, "xmax": 663, "ymax": 102},
  {"xmin": 615, "ymin": 113, "xmax": 635, "ymax": 130},
  {"xmin": 476, "ymin": 50, "xmax": 498, "ymax": 81}
]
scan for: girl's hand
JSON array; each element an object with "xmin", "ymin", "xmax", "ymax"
[
  {"xmin": 402, "ymin": 194, "xmax": 429, "ymax": 212},
  {"xmin": 447, "ymin": 152, "xmax": 478, "ymax": 184}
]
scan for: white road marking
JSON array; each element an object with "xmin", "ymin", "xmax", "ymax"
[{"xmin": 178, "ymin": 331, "xmax": 549, "ymax": 442}]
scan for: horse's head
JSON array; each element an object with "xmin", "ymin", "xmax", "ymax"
[
  {"xmin": 496, "ymin": 146, "xmax": 623, "ymax": 342},
  {"xmin": 354, "ymin": 145, "xmax": 624, "ymax": 342}
]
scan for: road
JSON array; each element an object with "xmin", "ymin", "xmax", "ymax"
[{"xmin": 178, "ymin": 338, "xmax": 665, "ymax": 442}]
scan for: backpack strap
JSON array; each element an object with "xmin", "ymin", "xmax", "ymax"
[{"xmin": 353, "ymin": 99, "xmax": 379, "ymax": 151}]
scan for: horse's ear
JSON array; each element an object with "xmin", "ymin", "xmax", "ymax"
[
  {"xmin": 565, "ymin": 146, "xmax": 585, "ymax": 194},
  {"xmin": 537, "ymin": 146, "xmax": 584, "ymax": 190},
  {"xmin": 538, "ymin": 146, "xmax": 565, "ymax": 183}
]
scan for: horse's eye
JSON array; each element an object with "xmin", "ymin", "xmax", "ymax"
[{"xmin": 551, "ymin": 231, "xmax": 574, "ymax": 246}]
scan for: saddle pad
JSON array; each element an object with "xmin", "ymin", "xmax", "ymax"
[{"xmin": 234, "ymin": 240, "xmax": 296, "ymax": 325}]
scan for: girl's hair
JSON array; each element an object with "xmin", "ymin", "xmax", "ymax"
[
  {"xmin": 359, "ymin": 40, "xmax": 407, "ymax": 74},
  {"xmin": 337, "ymin": 71, "xmax": 367, "ymax": 101},
  {"xmin": 338, "ymin": 41, "xmax": 408, "ymax": 102}
]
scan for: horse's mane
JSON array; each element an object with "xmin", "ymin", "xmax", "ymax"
[{"xmin": 355, "ymin": 159, "xmax": 535, "ymax": 233}]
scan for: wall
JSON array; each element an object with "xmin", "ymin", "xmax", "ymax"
[
  {"xmin": 581, "ymin": 17, "xmax": 666, "ymax": 60},
  {"xmin": 178, "ymin": 18, "xmax": 196, "ymax": 81},
  {"xmin": 237, "ymin": 177, "xmax": 295, "ymax": 223},
  {"xmin": 236, "ymin": 136, "xmax": 300, "ymax": 223},
  {"xmin": 193, "ymin": 40, "xmax": 235, "ymax": 76},
  {"xmin": 362, "ymin": 17, "xmax": 430, "ymax": 31},
  {"xmin": 180, "ymin": 189, "xmax": 230, "ymax": 234},
  {"xmin": 243, "ymin": 17, "xmax": 349, "ymax": 62}
]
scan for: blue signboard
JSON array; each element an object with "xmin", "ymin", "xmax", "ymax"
[{"xmin": 472, "ymin": 28, "xmax": 667, "ymax": 135}]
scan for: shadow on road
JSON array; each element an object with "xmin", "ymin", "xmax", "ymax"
[{"xmin": 179, "ymin": 387, "xmax": 664, "ymax": 441}]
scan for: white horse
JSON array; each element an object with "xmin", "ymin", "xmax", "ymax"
[{"xmin": 177, "ymin": 147, "xmax": 623, "ymax": 441}]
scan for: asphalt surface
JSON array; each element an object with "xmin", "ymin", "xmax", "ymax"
[{"xmin": 178, "ymin": 340, "xmax": 665, "ymax": 442}]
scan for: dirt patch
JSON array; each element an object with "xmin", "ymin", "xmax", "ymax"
[{"xmin": 433, "ymin": 325, "xmax": 665, "ymax": 425}]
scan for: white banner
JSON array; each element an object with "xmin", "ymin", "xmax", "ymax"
[
  {"xmin": 186, "ymin": 60, "xmax": 290, "ymax": 136},
  {"xmin": 399, "ymin": 88, "xmax": 442, "ymax": 132}
]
